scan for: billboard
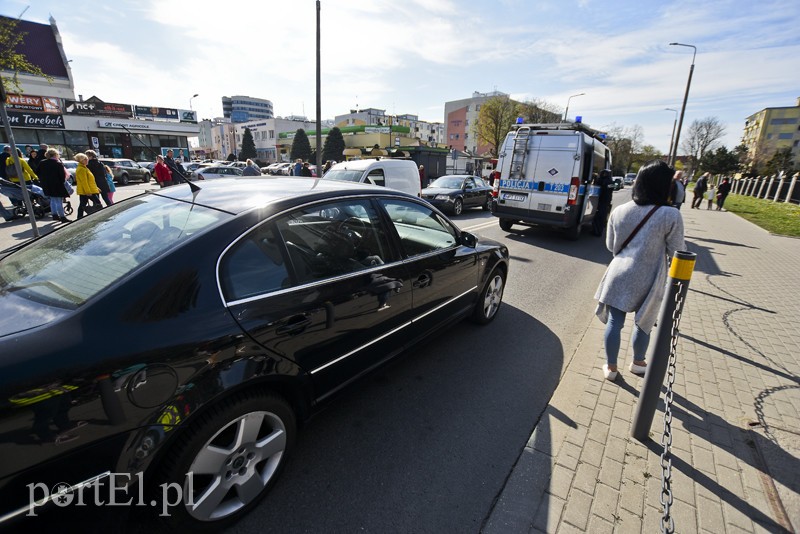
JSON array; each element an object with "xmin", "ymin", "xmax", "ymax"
[
  {"xmin": 65, "ymin": 99, "xmax": 134, "ymax": 119},
  {"xmin": 135, "ymin": 106, "xmax": 179, "ymax": 120},
  {"xmin": 5, "ymin": 94, "xmax": 61, "ymax": 113},
  {"xmin": 2, "ymin": 94, "xmax": 64, "ymax": 129},
  {"xmin": 178, "ymin": 109, "xmax": 197, "ymax": 123}
]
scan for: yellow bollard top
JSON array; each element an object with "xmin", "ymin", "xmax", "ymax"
[{"xmin": 669, "ymin": 251, "xmax": 696, "ymax": 281}]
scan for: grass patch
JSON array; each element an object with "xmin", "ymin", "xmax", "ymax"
[{"xmin": 723, "ymin": 195, "xmax": 800, "ymax": 237}]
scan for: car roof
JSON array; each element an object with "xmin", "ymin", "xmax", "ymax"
[{"xmin": 154, "ymin": 177, "xmax": 408, "ymax": 214}]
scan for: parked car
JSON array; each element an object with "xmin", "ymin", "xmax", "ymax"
[
  {"xmin": 322, "ymin": 159, "xmax": 421, "ymax": 197},
  {"xmin": 0, "ymin": 178, "xmax": 509, "ymax": 530},
  {"xmin": 62, "ymin": 159, "xmax": 78, "ymax": 185},
  {"xmin": 184, "ymin": 162, "xmax": 213, "ymax": 174},
  {"xmin": 275, "ymin": 162, "xmax": 293, "ymax": 175},
  {"xmin": 99, "ymin": 158, "xmax": 151, "ymax": 185},
  {"xmin": 421, "ymin": 175, "xmax": 492, "ymax": 215},
  {"xmin": 192, "ymin": 165, "xmax": 244, "ymax": 180},
  {"xmin": 226, "ymin": 161, "xmax": 248, "ymax": 169},
  {"xmin": 624, "ymin": 173, "xmax": 636, "ymax": 185}
]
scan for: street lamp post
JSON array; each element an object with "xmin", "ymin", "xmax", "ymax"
[
  {"xmin": 668, "ymin": 42, "xmax": 696, "ymax": 168},
  {"xmin": 563, "ymin": 92, "xmax": 585, "ymax": 122},
  {"xmin": 665, "ymin": 108, "xmax": 678, "ymax": 166},
  {"xmin": 189, "ymin": 93, "xmax": 199, "ymax": 111}
]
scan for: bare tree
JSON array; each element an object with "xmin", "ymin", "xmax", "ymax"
[
  {"xmin": 516, "ymin": 98, "xmax": 561, "ymax": 124},
  {"xmin": 602, "ymin": 123, "xmax": 645, "ymax": 174},
  {"xmin": 680, "ymin": 117, "xmax": 726, "ymax": 171}
]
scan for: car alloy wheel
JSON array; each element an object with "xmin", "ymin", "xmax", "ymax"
[
  {"xmin": 453, "ymin": 198, "xmax": 463, "ymax": 216},
  {"xmin": 156, "ymin": 391, "xmax": 295, "ymax": 528},
  {"xmin": 471, "ymin": 269, "xmax": 505, "ymax": 324}
]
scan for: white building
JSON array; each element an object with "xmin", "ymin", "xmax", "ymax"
[
  {"xmin": 334, "ymin": 109, "xmax": 445, "ymax": 147},
  {"xmin": 234, "ymin": 118, "xmax": 317, "ymax": 162},
  {"xmin": 222, "ymin": 95, "xmax": 274, "ymax": 123}
]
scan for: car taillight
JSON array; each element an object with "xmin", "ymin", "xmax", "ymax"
[
  {"xmin": 492, "ymin": 181, "xmax": 499, "ymax": 198},
  {"xmin": 567, "ymin": 177, "xmax": 580, "ymax": 205}
]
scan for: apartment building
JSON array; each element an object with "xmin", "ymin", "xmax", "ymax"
[{"xmin": 741, "ymin": 98, "xmax": 800, "ymax": 170}]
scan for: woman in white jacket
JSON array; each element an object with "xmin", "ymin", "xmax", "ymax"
[{"xmin": 594, "ymin": 160, "xmax": 685, "ymax": 380}]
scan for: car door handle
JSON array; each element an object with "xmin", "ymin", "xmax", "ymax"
[
  {"xmin": 276, "ymin": 315, "xmax": 311, "ymax": 335},
  {"xmin": 412, "ymin": 273, "xmax": 432, "ymax": 289}
]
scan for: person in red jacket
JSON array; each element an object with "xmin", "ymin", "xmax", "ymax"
[{"xmin": 154, "ymin": 155, "xmax": 172, "ymax": 187}]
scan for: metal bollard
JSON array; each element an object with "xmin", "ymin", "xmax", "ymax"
[{"xmin": 631, "ymin": 250, "xmax": 696, "ymax": 442}]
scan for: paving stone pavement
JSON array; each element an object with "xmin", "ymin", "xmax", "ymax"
[{"xmin": 485, "ymin": 197, "xmax": 800, "ymax": 533}]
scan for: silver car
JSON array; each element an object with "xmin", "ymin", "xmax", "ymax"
[{"xmin": 193, "ymin": 166, "xmax": 244, "ymax": 180}]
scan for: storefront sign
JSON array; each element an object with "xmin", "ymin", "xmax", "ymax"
[
  {"xmin": 178, "ymin": 109, "xmax": 197, "ymax": 123},
  {"xmin": 365, "ymin": 126, "xmax": 390, "ymax": 134},
  {"xmin": 98, "ymin": 120, "xmax": 152, "ymax": 130},
  {"xmin": 0, "ymin": 111, "xmax": 65, "ymax": 129},
  {"xmin": 65, "ymin": 100, "xmax": 134, "ymax": 119},
  {"xmin": 134, "ymin": 106, "xmax": 179, "ymax": 120},
  {"xmin": 5, "ymin": 94, "xmax": 61, "ymax": 113}
]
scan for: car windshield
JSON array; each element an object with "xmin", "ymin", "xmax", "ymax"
[
  {"xmin": 430, "ymin": 177, "xmax": 465, "ymax": 189},
  {"xmin": 0, "ymin": 195, "xmax": 229, "ymax": 309},
  {"xmin": 322, "ymin": 169, "xmax": 364, "ymax": 182}
]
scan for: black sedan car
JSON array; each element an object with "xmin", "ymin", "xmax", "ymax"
[
  {"xmin": 421, "ymin": 175, "xmax": 493, "ymax": 215},
  {"xmin": 0, "ymin": 178, "xmax": 509, "ymax": 530}
]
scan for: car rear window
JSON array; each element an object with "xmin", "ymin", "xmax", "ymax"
[
  {"xmin": 322, "ymin": 169, "xmax": 364, "ymax": 182},
  {"xmin": 0, "ymin": 195, "xmax": 229, "ymax": 309}
]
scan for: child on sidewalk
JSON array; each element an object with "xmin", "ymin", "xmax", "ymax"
[{"xmin": 707, "ymin": 183, "xmax": 715, "ymax": 210}]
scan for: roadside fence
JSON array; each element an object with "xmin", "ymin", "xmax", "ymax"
[{"xmin": 731, "ymin": 172, "xmax": 800, "ymax": 204}]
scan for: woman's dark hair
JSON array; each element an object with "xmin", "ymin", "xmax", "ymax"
[{"xmin": 632, "ymin": 160, "xmax": 674, "ymax": 206}]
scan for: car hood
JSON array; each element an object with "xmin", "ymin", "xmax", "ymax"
[
  {"xmin": 0, "ymin": 292, "xmax": 69, "ymax": 338},
  {"xmin": 422, "ymin": 187, "xmax": 459, "ymax": 196}
]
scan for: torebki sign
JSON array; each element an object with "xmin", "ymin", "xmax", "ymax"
[{"xmin": 1, "ymin": 93, "xmax": 65, "ymax": 129}]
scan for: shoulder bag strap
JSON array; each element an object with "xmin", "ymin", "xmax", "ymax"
[{"xmin": 616, "ymin": 205, "xmax": 660, "ymax": 254}]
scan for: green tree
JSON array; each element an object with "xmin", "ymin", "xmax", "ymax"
[
  {"xmin": 0, "ymin": 16, "xmax": 50, "ymax": 93},
  {"xmin": 240, "ymin": 128, "xmax": 257, "ymax": 160},
  {"xmin": 322, "ymin": 126, "xmax": 345, "ymax": 163},
  {"xmin": 765, "ymin": 147, "xmax": 794, "ymax": 175},
  {"xmin": 474, "ymin": 96, "xmax": 517, "ymax": 157},
  {"xmin": 700, "ymin": 146, "xmax": 740, "ymax": 175},
  {"xmin": 290, "ymin": 129, "xmax": 312, "ymax": 161}
]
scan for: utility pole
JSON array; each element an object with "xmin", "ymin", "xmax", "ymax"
[{"xmin": 315, "ymin": 0, "xmax": 322, "ymax": 173}]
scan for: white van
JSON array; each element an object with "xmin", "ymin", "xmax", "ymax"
[
  {"xmin": 322, "ymin": 159, "xmax": 420, "ymax": 197},
  {"xmin": 491, "ymin": 122, "xmax": 612, "ymax": 239}
]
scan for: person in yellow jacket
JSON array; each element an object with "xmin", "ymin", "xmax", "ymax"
[
  {"xmin": 5, "ymin": 148, "xmax": 38, "ymax": 184},
  {"xmin": 74, "ymin": 153, "xmax": 103, "ymax": 219}
]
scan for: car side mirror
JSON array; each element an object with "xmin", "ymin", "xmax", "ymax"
[{"xmin": 460, "ymin": 231, "xmax": 477, "ymax": 248}]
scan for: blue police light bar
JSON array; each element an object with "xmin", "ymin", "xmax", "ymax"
[
  {"xmin": 599, "ymin": 133, "xmax": 607, "ymax": 139},
  {"xmin": 575, "ymin": 116, "xmax": 582, "ymax": 123},
  {"xmin": 516, "ymin": 117, "xmax": 524, "ymax": 124}
]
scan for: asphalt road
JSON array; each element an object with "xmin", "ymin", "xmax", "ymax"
[{"xmin": 226, "ymin": 188, "xmax": 631, "ymax": 533}]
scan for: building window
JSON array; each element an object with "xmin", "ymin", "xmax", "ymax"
[
  {"xmin": 770, "ymin": 118, "xmax": 798, "ymax": 125},
  {"xmin": 778, "ymin": 133, "xmax": 793, "ymax": 139}
]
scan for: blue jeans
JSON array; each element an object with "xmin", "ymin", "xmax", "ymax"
[
  {"xmin": 49, "ymin": 197, "xmax": 65, "ymax": 217},
  {"xmin": 604, "ymin": 306, "xmax": 650, "ymax": 366}
]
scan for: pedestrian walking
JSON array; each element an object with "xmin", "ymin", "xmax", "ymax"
[
  {"xmin": 300, "ymin": 162, "xmax": 313, "ymax": 177},
  {"xmin": 165, "ymin": 150, "xmax": 187, "ymax": 184},
  {"xmin": 104, "ymin": 165, "xmax": 116, "ymax": 203},
  {"xmin": 27, "ymin": 149, "xmax": 39, "ymax": 172},
  {"xmin": 670, "ymin": 170, "xmax": 686, "ymax": 209},
  {"xmin": 594, "ymin": 160, "xmax": 685, "ymax": 381},
  {"xmin": 691, "ymin": 172, "xmax": 709, "ymax": 208},
  {"xmin": 86, "ymin": 150, "xmax": 112, "ymax": 206},
  {"xmin": 592, "ymin": 169, "xmax": 614, "ymax": 236},
  {"xmin": 716, "ymin": 178, "xmax": 732, "ymax": 210},
  {"xmin": 5, "ymin": 148, "xmax": 38, "ymax": 184},
  {"xmin": 37, "ymin": 148, "xmax": 71, "ymax": 223},
  {"xmin": 0, "ymin": 145, "xmax": 11, "ymax": 180},
  {"xmin": 154, "ymin": 155, "xmax": 172, "ymax": 187},
  {"xmin": 74, "ymin": 153, "xmax": 102, "ymax": 219},
  {"xmin": 419, "ymin": 164, "xmax": 426, "ymax": 189},
  {"xmin": 293, "ymin": 159, "xmax": 303, "ymax": 177},
  {"xmin": 706, "ymin": 182, "xmax": 715, "ymax": 210},
  {"xmin": 322, "ymin": 160, "xmax": 333, "ymax": 176},
  {"xmin": 242, "ymin": 159, "xmax": 261, "ymax": 176}
]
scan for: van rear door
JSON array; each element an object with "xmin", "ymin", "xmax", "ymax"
[{"xmin": 523, "ymin": 133, "xmax": 581, "ymax": 220}]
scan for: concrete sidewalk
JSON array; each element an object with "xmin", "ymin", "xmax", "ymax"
[{"xmin": 485, "ymin": 200, "xmax": 800, "ymax": 533}]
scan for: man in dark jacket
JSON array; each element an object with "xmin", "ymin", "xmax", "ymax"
[
  {"xmin": 691, "ymin": 172, "xmax": 708, "ymax": 209},
  {"xmin": 0, "ymin": 145, "xmax": 10, "ymax": 179},
  {"xmin": 165, "ymin": 150, "xmax": 187, "ymax": 184},
  {"xmin": 592, "ymin": 169, "xmax": 614, "ymax": 236},
  {"xmin": 85, "ymin": 150, "xmax": 112, "ymax": 206}
]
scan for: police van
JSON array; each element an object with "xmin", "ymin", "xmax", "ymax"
[{"xmin": 490, "ymin": 122, "xmax": 612, "ymax": 239}]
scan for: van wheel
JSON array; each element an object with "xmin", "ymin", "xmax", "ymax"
[
  {"xmin": 499, "ymin": 219, "xmax": 514, "ymax": 232},
  {"xmin": 566, "ymin": 223, "xmax": 582, "ymax": 240},
  {"xmin": 154, "ymin": 390, "xmax": 295, "ymax": 530},
  {"xmin": 452, "ymin": 198, "xmax": 463, "ymax": 216}
]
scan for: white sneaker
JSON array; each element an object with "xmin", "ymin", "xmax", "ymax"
[
  {"xmin": 602, "ymin": 364, "xmax": 618, "ymax": 381},
  {"xmin": 629, "ymin": 361, "xmax": 647, "ymax": 375}
]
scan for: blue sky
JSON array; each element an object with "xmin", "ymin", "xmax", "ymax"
[{"xmin": 4, "ymin": 0, "xmax": 799, "ymax": 153}]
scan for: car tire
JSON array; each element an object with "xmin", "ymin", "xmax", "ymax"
[
  {"xmin": 452, "ymin": 198, "xmax": 463, "ymax": 216},
  {"xmin": 482, "ymin": 196, "xmax": 490, "ymax": 211},
  {"xmin": 470, "ymin": 268, "xmax": 505, "ymax": 324},
  {"xmin": 119, "ymin": 173, "xmax": 129, "ymax": 186},
  {"xmin": 499, "ymin": 219, "xmax": 514, "ymax": 232},
  {"xmin": 154, "ymin": 390, "xmax": 296, "ymax": 530},
  {"xmin": 143, "ymin": 172, "xmax": 151, "ymax": 183}
]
